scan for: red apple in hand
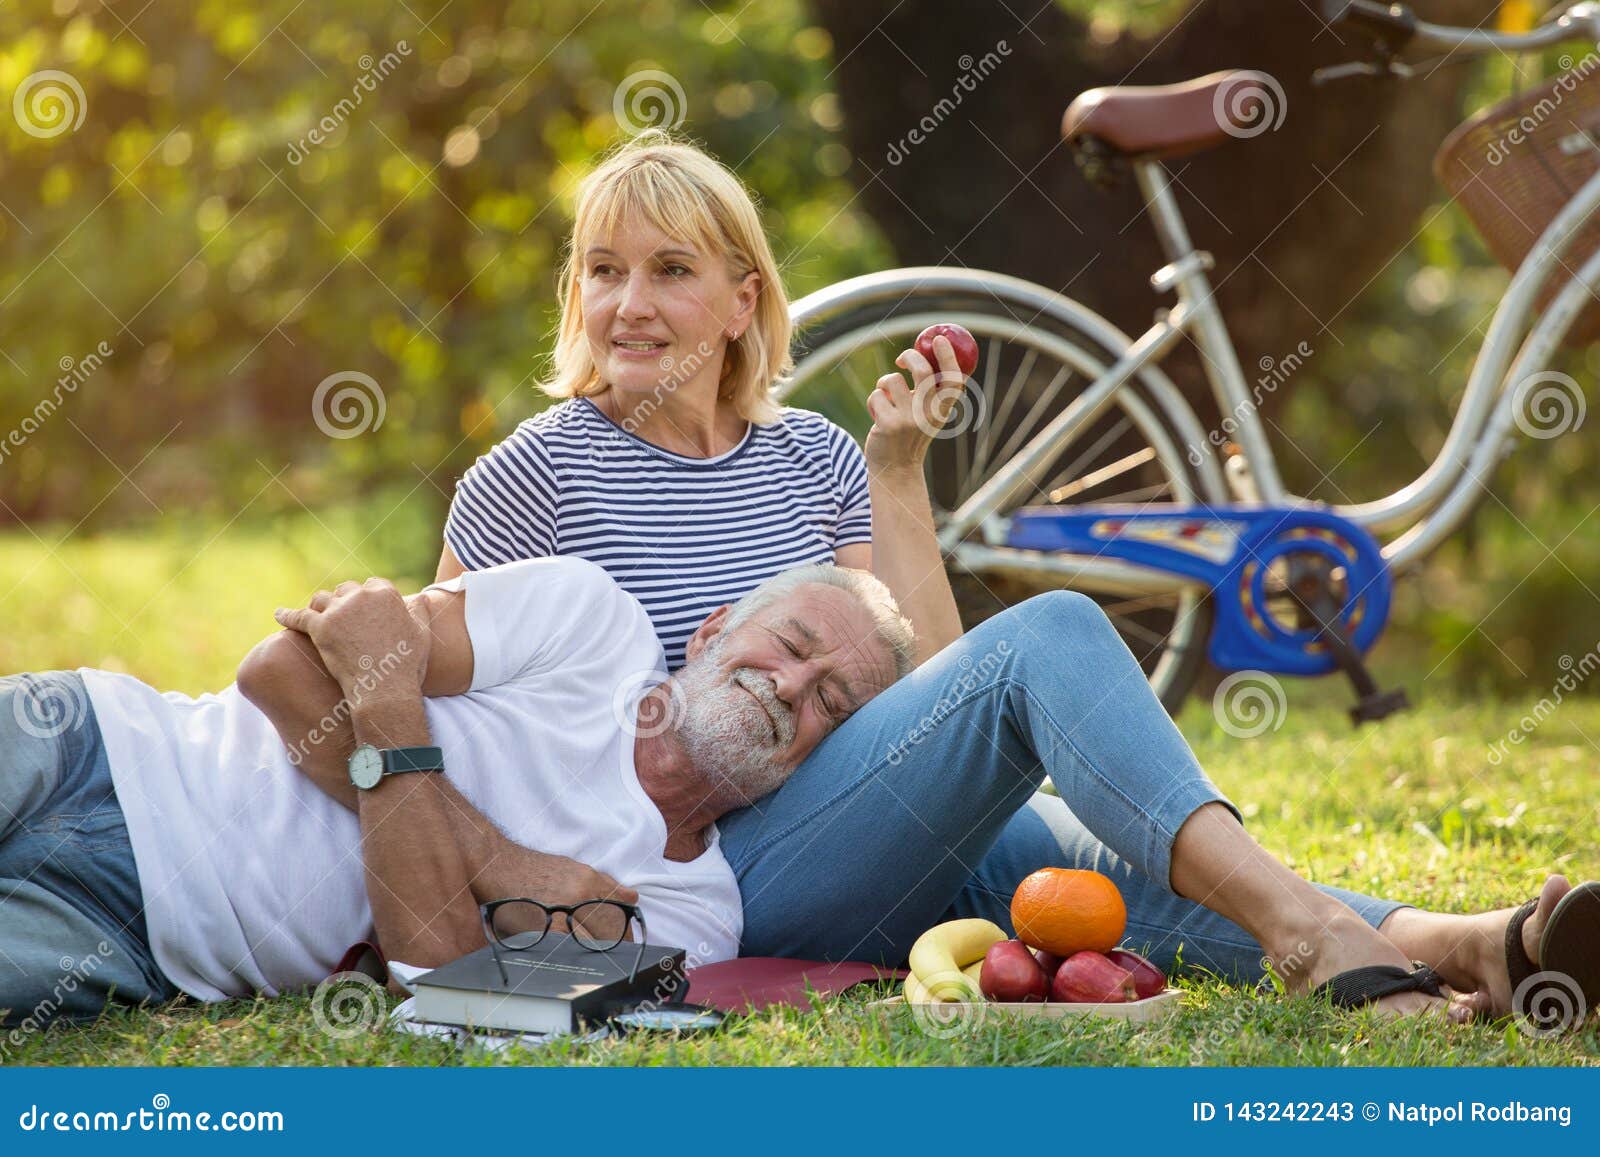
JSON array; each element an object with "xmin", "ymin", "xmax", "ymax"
[
  {"xmin": 1106, "ymin": 948, "xmax": 1167, "ymax": 999},
  {"xmin": 1051, "ymin": 950, "xmax": 1137, "ymax": 1004},
  {"xmin": 979, "ymin": 939, "xmax": 1049, "ymax": 1003},
  {"xmin": 914, "ymin": 323, "xmax": 979, "ymax": 378}
]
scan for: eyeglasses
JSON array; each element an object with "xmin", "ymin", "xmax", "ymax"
[{"xmin": 479, "ymin": 897, "xmax": 649, "ymax": 987}]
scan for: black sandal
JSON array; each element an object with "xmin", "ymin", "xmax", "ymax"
[
  {"xmin": 1505, "ymin": 880, "xmax": 1600, "ymax": 1033},
  {"xmin": 1310, "ymin": 961, "xmax": 1445, "ymax": 1009}
]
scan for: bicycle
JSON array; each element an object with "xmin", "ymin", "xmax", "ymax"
[{"xmin": 778, "ymin": 1, "xmax": 1600, "ymax": 722}]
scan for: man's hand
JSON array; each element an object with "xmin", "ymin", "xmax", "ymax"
[
  {"xmin": 273, "ymin": 578, "xmax": 430, "ymax": 705},
  {"xmin": 460, "ymin": 825, "xmax": 640, "ymax": 943}
]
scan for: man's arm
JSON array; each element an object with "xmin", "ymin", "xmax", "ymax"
[
  {"xmin": 236, "ymin": 584, "xmax": 473, "ymax": 810},
  {"xmin": 264, "ymin": 579, "xmax": 636, "ymax": 984}
]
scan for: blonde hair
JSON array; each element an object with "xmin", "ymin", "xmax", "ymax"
[{"xmin": 543, "ymin": 131, "xmax": 790, "ymax": 424}]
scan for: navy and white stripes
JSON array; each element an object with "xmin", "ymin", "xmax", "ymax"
[{"xmin": 445, "ymin": 398, "xmax": 873, "ymax": 670}]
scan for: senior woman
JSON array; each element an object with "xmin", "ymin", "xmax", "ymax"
[{"xmin": 265, "ymin": 134, "xmax": 1576, "ymax": 1022}]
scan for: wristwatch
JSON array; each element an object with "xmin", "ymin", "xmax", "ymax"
[{"xmin": 347, "ymin": 744, "xmax": 446, "ymax": 790}]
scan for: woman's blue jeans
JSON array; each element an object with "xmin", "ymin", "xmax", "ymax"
[{"xmin": 715, "ymin": 591, "xmax": 1409, "ymax": 980}]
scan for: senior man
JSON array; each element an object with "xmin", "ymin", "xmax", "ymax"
[{"xmin": 0, "ymin": 557, "xmax": 911, "ymax": 1026}]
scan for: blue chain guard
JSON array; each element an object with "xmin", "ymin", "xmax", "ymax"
[{"xmin": 1004, "ymin": 505, "xmax": 1393, "ymax": 676}]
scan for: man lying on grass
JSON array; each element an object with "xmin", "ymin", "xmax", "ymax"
[
  {"xmin": 0, "ymin": 557, "xmax": 910, "ymax": 1025},
  {"xmin": 0, "ymin": 558, "xmax": 1593, "ymax": 1031}
]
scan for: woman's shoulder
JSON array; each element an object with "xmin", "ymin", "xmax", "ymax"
[
  {"xmin": 759, "ymin": 405, "xmax": 865, "ymax": 468},
  {"xmin": 761, "ymin": 404, "xmax": 859, "ymax": 446}
]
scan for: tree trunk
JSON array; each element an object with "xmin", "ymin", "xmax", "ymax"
[{"xmin": 809, "ymin": 0, "xmax": 1500, "ymax": 402}]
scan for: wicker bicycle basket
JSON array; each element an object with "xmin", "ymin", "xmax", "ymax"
[{"xmin": 1434, "ymin": 62, "xmax": 1600, "ymax": 346}]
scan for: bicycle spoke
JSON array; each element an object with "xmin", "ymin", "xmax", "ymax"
[
  {"xmin": 1102, "ymin": 612, "xmax": 1171, "ymax": 649},
  {"xmin": 1080, "ymin": 480, "xmax": 1173, "ymax": 505},
  {"xmin": 1095, "ymin": 592, "xmax": 1186, "ymax": 618},
  {"xmin": 982, "ymin": 365, "xmax": 1074, "ymax": 486},
  {"xmin": 972, "ymin": 347, "xmax": 1037, "ymax": 480},
  {"xmin": 1047, "ymin": 445, "xmax": 1158, "ymax": 502},
  {"xmin": 1032, "ymin": 415, "xmax": 1133, "ymax": 502}
]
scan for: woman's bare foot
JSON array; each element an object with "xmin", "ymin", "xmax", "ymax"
[
  {"xmin": 1263, "ymin": 903, "xmax": 1474, "ymax": 1022},
  {"xmin": 1379, "ymin": 874, "xmax": 1571, "ymax": 1019}
]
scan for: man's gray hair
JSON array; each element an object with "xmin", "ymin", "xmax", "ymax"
[{"xmin": 723, "ymin": 565, "xmax": 917, "ymax": 680}]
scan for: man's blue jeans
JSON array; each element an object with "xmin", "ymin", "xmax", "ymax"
[
  {"xmin": 0, "ymin": 673, "xmax": 177, "ymax": 1033},
  {"xmin": 717, "ymin": 592, "xmax": 1410, "ymax": 978}
]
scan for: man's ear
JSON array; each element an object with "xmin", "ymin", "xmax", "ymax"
[{"xmin": 684, "ymin": 604, "xmax": 733, "ymax": 662}]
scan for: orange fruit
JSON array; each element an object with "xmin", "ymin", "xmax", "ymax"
[{"xmin": 1010, "ymin": 868, "xmax": 1126, "ymax": 956}]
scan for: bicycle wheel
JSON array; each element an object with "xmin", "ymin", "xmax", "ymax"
[{"xmin": 781, "ymin": 289, "xmax": 1213, "ymax": 715}]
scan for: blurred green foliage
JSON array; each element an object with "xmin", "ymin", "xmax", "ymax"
[
  {"xmin": 1, "ymin": 0, "xmax": 1596, "ymax": 696},
  {"xmin": 0, "ymin": 0, "xmax": 890, "ymax": 567}
]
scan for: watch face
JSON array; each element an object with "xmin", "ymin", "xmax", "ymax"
[{"xmin": 348, "ymin": 745, "xmax": 384, "ymax": 790}]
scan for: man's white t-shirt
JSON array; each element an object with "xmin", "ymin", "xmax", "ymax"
[{"xmin": 80, "ymin": 557, "xmax": 743, "ymax": 1001}]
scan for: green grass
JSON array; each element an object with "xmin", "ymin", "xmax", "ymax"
[{"xmin": 2, "ymin": 520, "xmax": 1598, "ymax": 1065}]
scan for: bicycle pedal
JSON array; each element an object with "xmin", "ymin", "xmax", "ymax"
[{"xmin": 1348, "ymin": 687, "xmax": 1411, "ymax": 726}]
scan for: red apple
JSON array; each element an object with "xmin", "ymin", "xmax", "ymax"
[
  {"xmin": 1032, "ymin": 947, "xmax": 1065, "ymax": 981},
  {"xmin": 914, "ymin": 323, "xmax": 980, "ymax": 377},
  {"xmin": 1051, "ymin": 950, "xmax": 1137, "ymax": 1004},
  {"xmin": 979, "ymin": 939, "xmax": 1049, "ymax": 1003},
  {"xmin": 1106, "ymin": 949, "xmax": 1167, "ymax": 999}
]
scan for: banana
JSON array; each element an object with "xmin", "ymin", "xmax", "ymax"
[
  {"xmin": 908, "ymin": 918, "xmax": 1006, "ymax": 1001},
  {"xmin": 903, "ymin": 959, "xmax": 986, "ymax": 1004}
]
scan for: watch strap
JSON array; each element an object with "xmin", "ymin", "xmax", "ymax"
[{"xmin": 379, "ymin": 745, "xmax": 445, "ymax": 775}]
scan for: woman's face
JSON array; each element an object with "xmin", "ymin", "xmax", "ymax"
[{"xmin": 580, "ymin": 214, "xmax": 760, "ymax": 404}]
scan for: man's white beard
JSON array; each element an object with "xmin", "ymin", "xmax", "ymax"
[{"xmin": 671, "ymin": 639, "xmax": 797, "ymax": 807}]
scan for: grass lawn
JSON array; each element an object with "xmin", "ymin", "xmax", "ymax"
[{"xmin": 1, "ymin": 522, "xmax": 1597, "ymax": 1065}]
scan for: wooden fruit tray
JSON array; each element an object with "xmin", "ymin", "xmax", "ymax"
[{"xmin": 870, "ymin": 987, "xmax": 1182, "ymax": 1023}]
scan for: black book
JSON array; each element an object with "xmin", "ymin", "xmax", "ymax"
[{"xmin": 410, "ymin": 934, "xmax": 687, "ymax": 1035}]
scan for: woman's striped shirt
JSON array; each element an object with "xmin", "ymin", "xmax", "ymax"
[{"xmin": 444, "ymin": 397, "xmax": 874, "ymax": 671}]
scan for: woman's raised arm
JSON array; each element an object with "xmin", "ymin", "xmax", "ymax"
[{"xmin": 856, "ymin": 334, "xmax": 969, "ymax": 664}]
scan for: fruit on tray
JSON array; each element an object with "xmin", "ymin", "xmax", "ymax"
[
  {"xmin": 913, "ymin": 323, "xmax": 980, "ymax": 377},
  {"xmin": 1106, "ymin": 948, "xmax": 1167, "ymax": 999},
  {"xmin": 1032, "ymin": 947, "xmax": 1065, "ymax": 980},
  {"xmin": 907, "ymin": 918, "xmax": 1008, "ymax": 1001},
  {"xmin": 1011, "ymin": 868, "xmax": 1126, "ymax": 957},
  {"xmin": 1052, "ymin": 950, "xmax": 1138, "ymax": 1004},
  {"xmin": 979, "ymin": 939, "xmax": 1049, "ymax": 1003},
  {"xmin": 904, "ymin": 958, "xmax": 986, "ymax": 1004}
]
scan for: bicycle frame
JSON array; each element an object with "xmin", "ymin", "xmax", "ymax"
[{"xmin": 935, "ymin": 152, "xmax": 1600, "ymax": 579}]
